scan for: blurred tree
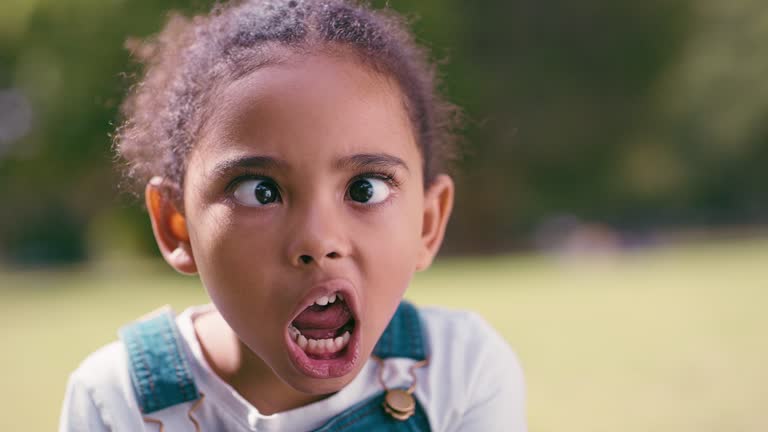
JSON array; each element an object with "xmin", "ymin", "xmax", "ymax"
[
  {"xmin": 0, "ymin": 0, "xmax": 765, "ymax": 264},
  {"xmin": 388, "ymin": 0, "xmax": 694, "ymax": 251},
  {"xmin": 0, "ymin": 0, "xmax": 213, "ymax": 264},
  {"xmin": 616, "ymin": 0, "xmax": 768, "ymax": 226}
]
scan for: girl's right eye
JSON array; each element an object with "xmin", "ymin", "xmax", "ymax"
[{"xmin": 232, "ymin": 179, "xmax": 281, "ymax": 207}]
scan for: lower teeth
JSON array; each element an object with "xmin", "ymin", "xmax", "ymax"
[{"xmin": 290, "ymin": 327, "xmax": 351, "ymax": 355}]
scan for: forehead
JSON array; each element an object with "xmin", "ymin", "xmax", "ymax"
[{"xmin": 192, "ymin": 52, "xmax": 420, "ymax": 175}]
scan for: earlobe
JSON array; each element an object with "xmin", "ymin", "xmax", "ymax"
[
  {"xmin": 416, "ymin": 174, "xmax": 454, "ymax": 271},
  {"xmin": 145, "ymin": 177, "xmax": 197, "ymax": 275}
]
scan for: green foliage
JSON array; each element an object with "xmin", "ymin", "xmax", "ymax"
[
  {"xmin": 0, "ymin": 0, "xmax": 766, "ymax": 262},
  {"xmin": 0, "ymin": 0, "xmax": 215, "ymax": 263},
  {"xmin": 624, "ymin": 0, "xmax": 768, "ymax": 217}
]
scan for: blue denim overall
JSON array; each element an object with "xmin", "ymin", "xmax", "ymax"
[{"xmin": 119, "ymin": 301, "xmax": 431, "ymax": 431}]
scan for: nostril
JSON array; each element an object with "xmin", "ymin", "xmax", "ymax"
[{"xmin": 299, "ymin": 255, "xmax": 313, "ymax": 265}]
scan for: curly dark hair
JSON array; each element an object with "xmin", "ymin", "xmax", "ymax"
[{"xmin": 114, "ymin": 0, "xmax": 461, "ymax": 204}]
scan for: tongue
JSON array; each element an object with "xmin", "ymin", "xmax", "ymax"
[{"xmin": 292, "ymin": 302, "xmax": 351, "ymax": 339}]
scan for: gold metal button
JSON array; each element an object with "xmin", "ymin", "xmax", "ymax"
[
  {"xmin": 383, "ymin": 403, "xmax": 414, "ymax": 421},
  {"xmin": 383, "ymin": 389, "xmax": 416, "ymax": 421},
  {"xmin": 373, "ymin": 357, "xmax": 428, "ymax": 422}
]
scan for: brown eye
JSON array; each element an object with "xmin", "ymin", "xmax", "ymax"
[
  {"xmin": 348, "ymin": 178, "xmax": 390, "ymax": 204},
  {"xmin": 233, "ymin": 179, "xmax": 280, "ymax": 206}
]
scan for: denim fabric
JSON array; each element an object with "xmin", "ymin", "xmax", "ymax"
[
  {"xmin": 312, "ymin": 301, "xmax": 430, "ymax": 431},
  {"xmin": 119, "ymin": 307, "xmax": 200, "ymax": 414},
  {"xmin": 372, "ymin": 301, "xmax": 426, "ymax": 361},
  {"xmin": 121, "ymin": 301, "xmax": 430, "ymax": 430},
  {"xmin": 312, "ymin": 389, "xmax": 430, "ymax": 432}
]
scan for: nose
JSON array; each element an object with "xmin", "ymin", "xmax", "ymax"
[{"xmin": 286, "ymin": 201, "xmax": 350, "ymax": 267}]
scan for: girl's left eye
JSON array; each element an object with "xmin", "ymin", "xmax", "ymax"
[{"xmin": 348, "ymin": 177, "xmax": 391, "ymax": 204}]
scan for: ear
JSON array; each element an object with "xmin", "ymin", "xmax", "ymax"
[
  {"xmin": 416, "ymin": 174, "xmax": 454, "ymax": 271},
  {"xmin": 145, "ymin": 177, "xmax": 197, "ymax": 275}
]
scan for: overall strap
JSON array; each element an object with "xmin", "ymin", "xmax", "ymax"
[
  {"xmin": 313, "ymin": 300, "xmax": 431, "ymax": 432},
  {"xmin": 119, "ymin": 306, "xmax": 201, "ymax": 414},
  {"xmin": 313, "ymin": 392, "xmax": 430, "ymax": 432},
  {"xmin": 373, "ymin": 300, "xmax": 427, "ymax": 361}
]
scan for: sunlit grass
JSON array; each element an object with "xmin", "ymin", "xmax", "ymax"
[{"xmin": 1, "ymin": 237, "xmax": 766, "ymax": 431}]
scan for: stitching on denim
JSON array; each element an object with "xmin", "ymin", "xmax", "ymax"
[
  {"xmin": 124, "ymin": 310, "xmax": 202, "ymax": 414},
  {"xmin": 141, "ymin": 327, "xmax": 161, "ymax": 411},
  {"xmin": 322, "ymin": 398, "xmax": 381, "ymax": 431},
  {"xmin": 333, "ymin": 404, "xmax": 379, "ymax": 431},
  {"xmin": 171, "ymin": 322, "xmax": 198, "ymax": 400},
  {"xmin": 405, "ymin": 303, "xmax": 423, "ymax": 359},
  {"xmin": 132, "ymin": 326, "xmax": 157, "ymax": 412},
  {"xmin": 123, "ymin": 334, "xmax": 146, "ymax": 412},
  {"xmin": 313, "ymin": 303, "xmax": 431, "ymax": 432},
  {"xmin": 168, "ymin": 314, "xmax": 198, "ymax": 401},
  {"xmin": 159, "ymin": 317, "xmax": 188, "ymax": 403},
  {"xmin": 327, "ymin": 397, "xmax": 430, "ymax": 432}
]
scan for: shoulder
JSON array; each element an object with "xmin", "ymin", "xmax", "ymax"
[
  {"xmin": 419, "ymin": 306, "xmax": 521, "ymax": 367},
  {"xmin": 71, "ymin": 341, "xmax": 130, "ymax": 390},
  {"xmin": 60, "ymin": 341, "xmax": 144, "ymax": 430},
  {"xmin": 418, "ymin": 306, "xmax": 498, "ymax": 337},
  {"xmin": 416, "ymin": 306, "xmax": 527, "ymax": 431}
]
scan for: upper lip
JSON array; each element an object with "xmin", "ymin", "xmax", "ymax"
[{"xmin": 287, "ymin": 278, "xmax": 360, "ymax": 328}]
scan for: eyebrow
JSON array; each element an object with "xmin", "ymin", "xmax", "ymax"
[
  {"xmin": 211, "ymin": 155, "xmax": 289, "ymax": 179},
  {"xmin": 211, "ymin": 152, "xmax": 409, "ymax": 179},
  {"xmin": 334, "ymin": 153, "xmax": 410, "ymax": 173}
]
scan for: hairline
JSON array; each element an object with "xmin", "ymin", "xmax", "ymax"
[{"xmin": 181, "ymin": 43, "xmax": 429, "ymax": 200}]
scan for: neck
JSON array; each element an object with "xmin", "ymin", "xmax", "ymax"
[{"xmin": 193, "ymin": 309, "xmax": 329, "ymax": 415}]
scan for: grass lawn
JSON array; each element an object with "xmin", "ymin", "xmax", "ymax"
[{"xmin": 1, "ymin": 237, "xmax": 766, "ymax": 431}]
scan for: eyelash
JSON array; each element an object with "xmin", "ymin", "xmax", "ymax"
[
  {"xmin": 225, "ymin": 171, "xmax": 274, "ymax": 193},
  {"xmin": 225, "ymin": 170, "xmax": 401, "ymax": 199},
  {"xmin": 348, "ymin": 170, "xmax": 401, "ymax": 189}
]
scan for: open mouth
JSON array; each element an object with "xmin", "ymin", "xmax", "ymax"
[
  {"xmin": 289, "ymin": 292, "xmax": 356, "ymax": 358},
  {"xmin": 285, "ymin": 283, "xmax": 360, "ymax": 379}
]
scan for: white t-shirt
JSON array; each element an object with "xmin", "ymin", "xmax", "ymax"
[{"xmin": 59, "ymin": 304, "xmax": 526, "ymax": 431}]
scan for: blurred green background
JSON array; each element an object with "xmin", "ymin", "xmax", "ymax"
[{"xmin": 1, "ymin": 0, "xmax": 766, "ymax": 430}]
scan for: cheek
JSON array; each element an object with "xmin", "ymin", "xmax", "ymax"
[
  {"xmin": 358, "ymin": 238, "xmax": 416, "ymax": 360},
  {"xmin": 356, "ymin": 197, "xmax": 424, "ymax": 332},
  {"xmin": 373, "ymin": 191, "xmax": 425, "ymax": 270},
  {"xmin": 356, "ymin": 207, "xmax": 421, "ymax": 278},
  {"xmin": 188, "ymin": 206, "xmax": 280, "ymax": 316},
  {"xmin": 188, "ymin": 207, "xmax": 296, "ymax": 359}
]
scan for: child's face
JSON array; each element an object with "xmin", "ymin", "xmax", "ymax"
[{"xmin": 149, "ymin": 52, "xmax": 453, "ymax": 395}]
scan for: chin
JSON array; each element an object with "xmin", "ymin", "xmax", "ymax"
[{"xmin": 285, "ymin": 370, "xmax": 358, "ymax": 395}]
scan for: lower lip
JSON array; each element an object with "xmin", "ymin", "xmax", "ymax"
[{"xmin": 285, "ymin": 327, "xmax": 361, "ymax": 379}]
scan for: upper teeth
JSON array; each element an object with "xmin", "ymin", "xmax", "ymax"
[{"xmin": 314, "ymin": 293, "xmax": 340, "ymax": 306}]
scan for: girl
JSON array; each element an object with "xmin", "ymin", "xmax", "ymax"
[{"xmin": 60, "ymin": 1, "xmax": 526, "ymax": 430}]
